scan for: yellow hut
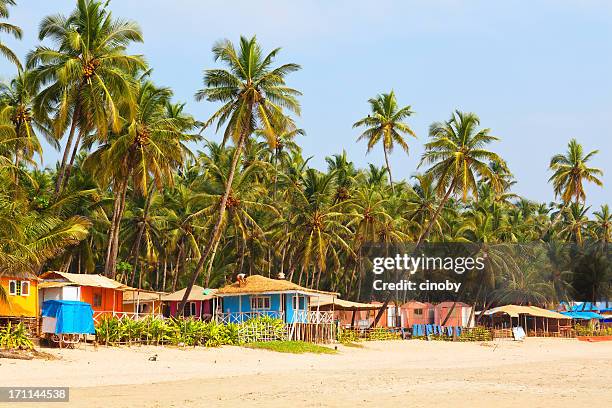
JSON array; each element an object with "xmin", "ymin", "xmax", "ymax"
[{"xmin": 0, "ymin": 273, "xmax": 39, "ymax": 330}]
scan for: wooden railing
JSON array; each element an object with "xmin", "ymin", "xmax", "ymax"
[
  {"xmin": 93, "ymin": 311, "xmax": 164, "ymax": 325},
  {"xmin": 293, "ymin": 310, "xmax": 335, "ymax": 324},
  {"xmin": 215, "ymin": 311, "xmax": 285, "ymax": 324}
]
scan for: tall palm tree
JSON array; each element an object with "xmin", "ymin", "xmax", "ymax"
[
  {"xmin": 86, "ymin": 80, "xmax": 195, "ymax": 277},
  {"xmin": 417, "ymin": 110, "xmax": 506, "ymax": 246},
  {"xmin": 178, "ymin": 36, "xmax": 301, "ymax": 313},
  {"xmin": 549, "ymin": 139, "xmax": 603, "ymax": 204},
  {"xmin": 353, "ymin": 91, "xmax": 416, "ymax": 193},
  {"xmin": 27, "ymin": 0, "xmax": 145, "ymax": 193},
  {"xmin": 0, "ymin": 0, "xmax": 22, "ymax": 69}
]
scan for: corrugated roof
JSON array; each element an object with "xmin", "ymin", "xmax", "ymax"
[
  {"xmin": 215, "ymin": 275, "xmax": 338, "ymax": 296},
  {"xmin": 39, "ymin": 271, "xmax": 134, "ymax": 291},
  {"xmin": 161, "ymin": 286, "xmax": 217, "ymax": 302}
]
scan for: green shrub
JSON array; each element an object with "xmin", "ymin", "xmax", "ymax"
[
  {"xmin": 367, "ymin": 328, "xmax": 401, "ymax": 341},
  {"xmin": 0, "ymin": 322, "xmax": 34, "ymax": 350},
  {"xmin": 95, "ymin": 316, "xmax": 241, "ymax": 347},
  {"xmin": 338, "ymin": 328, "xmax": 360, "ymax": 343},
  {"xmin": 238, "ymin": 316, "xmax": 286, "ymax": 343},
  {"xmin": 457, "ymin": 326, "xmax": 492, "ymax": 342}
]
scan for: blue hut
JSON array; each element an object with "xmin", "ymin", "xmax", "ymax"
[{"xmin": 214, "ymin": 274, "xmax": 337, "ymax": 324}]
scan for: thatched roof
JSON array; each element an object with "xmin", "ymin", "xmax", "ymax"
[
  {"xmin": 215, "ymin": 275, "xmax": 337, "ymax": 297},
  {"xmin": 39, "ymin": 271, "xmax": 134, "ymax": 291},
  {"xmin": 162, "ymin": 285, "xmax": 216, "ymax": 302}
]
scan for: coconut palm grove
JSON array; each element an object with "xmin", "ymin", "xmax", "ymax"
[{"xmin": 0, "ymin": 0, "xmax": 610, "ymax": 309}]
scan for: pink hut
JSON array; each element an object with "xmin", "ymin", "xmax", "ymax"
[
  {"xmin": 434, "ymin": 301, "xmax": 474, "ymax": 327},
  {"xmin": 161, "ymin": 286, "xmax": 216, "ymax": 320},
  {"xmin": 400, "ymin": 301, "xmax": 434, "ymax": 327}
]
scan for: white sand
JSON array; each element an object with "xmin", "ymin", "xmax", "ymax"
[{"xmin": 1, "ymin": 338, "xmax": 611, "ymax": 408}]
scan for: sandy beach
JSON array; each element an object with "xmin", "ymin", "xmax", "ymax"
[{"xmin": 1, "ymin": 338, "xmax": 611, "ymax": 408}]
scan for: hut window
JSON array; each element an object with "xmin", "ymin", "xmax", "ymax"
[
  {"xmin": 20, "ymin": 281, "xmax": 30, "ymax": 296},
  {"xmin": 8, "ymin": 280, "xmax": 17, "ymax": 296},
  {"xmin": 183, "ymin": 302, "xmax": 197, "ymax": 316},
  {"xmin": 414, "ymin": 308, "xmax": 423, "ymax": 316},
  {"xmin": 93, "ymin": 293, "xmax": 102, "ymax": 307},
  {"xmin": 292, "ymin": 295, "xmax": 306, "ymax": 310},
  {"xmin": 250, "ymin": 296, "xmax": 271, "ymax": 311}
]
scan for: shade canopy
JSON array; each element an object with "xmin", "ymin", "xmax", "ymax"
[
  {"xmin": 309, "ymin": 296, "xmax": 382, "ymax": 311},
  {"xmin": 483, "ymin": 305, "xmax": 569, "ymax": 319},
  {"xmin": 560, "ymin": 311, "xmax": 605, "ymax": 320}
]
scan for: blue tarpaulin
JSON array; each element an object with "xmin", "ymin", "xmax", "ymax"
[
  {"xmin": 42, "ymin": 300, "xmax": 95, "ymax": 335},
  {"xmin": 560, "ymin": 311, "xmax": 605, "ymax": 320}
]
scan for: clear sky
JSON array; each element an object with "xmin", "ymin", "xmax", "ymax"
[{"xmin": 1, "ymin": 1, "xmax": 610, "ymax": 209}]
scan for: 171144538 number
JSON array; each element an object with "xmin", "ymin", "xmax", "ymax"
[{"xmin": 0, "ymin": 387, "xmax": 69, "ymax": 402}]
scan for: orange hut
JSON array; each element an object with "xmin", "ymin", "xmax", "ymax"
[
  {"xmin": 434, "ymin": 301, "xmax": 474, "ymax": 327},
  {"xmin": 400, "ymin": 301, "xmax": 434, "ymax": 327},
  {"xmin": 38, "ymin": 271, "xmax": 132, "ymax": 315}
]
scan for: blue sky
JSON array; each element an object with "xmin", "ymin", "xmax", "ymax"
[{"xmin": 2, "ymin": 1, "xmax": 611, "ymax": 208}]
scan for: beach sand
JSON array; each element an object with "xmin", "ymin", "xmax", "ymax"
[{"xmin": 1, "ymin": 338, "xmax": 611, "ymax": 408}]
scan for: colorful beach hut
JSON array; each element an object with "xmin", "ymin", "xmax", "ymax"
[
  {"xmin": 309, "ymin": 296, "xmax": 382, "ymax": 328},
  {"xmin": 162, "ymin": 286, "xmax": 216, "ymax": 320},
  {"xmin": 123, "ymin": 290, "xmax": 165, "ymax": 316},
  {"xmin": 0, "ymin": 273, "xmax": 39, "ymax": 333},
  {"xmin": 434, "ymin": 301, "xmax": 474, "ymax": 327},
  {"xmin": 38, "ymin": 271, "xmax": 132, "ymax": 316},
  {"xmin": 214, "ymin": 274, "xmax": 337, "ymax": 324},
  {"xmin": 400, "ymin": 301, "xmax": 434, "ymax": 327}
]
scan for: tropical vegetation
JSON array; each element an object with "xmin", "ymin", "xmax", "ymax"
[{"xmin": 0, "ymin": 0, "xmax": 609, "ymax": 312}]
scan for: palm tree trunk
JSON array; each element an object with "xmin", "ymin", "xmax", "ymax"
[
  {"xmin": 14, "ymin": 148, "xmax": 21, "ymax": 186},
  {"xmin": 55, "ymin": 104, "xmax": 81, "ymax": 194},
  {"xmin": 383, "ymin": 146, "xmax": 394, "ymax": 193},
  {"xmin": 61, "ymin": 128, "xmax": 85, "ymax": 192},
  {"xmin": 104, "ymin": 178, "xmax": 128, "ymax": 277},
  {"xmin": 176, "ymin": 126, "xmax": 249, "ymax": 316},
  {"xmin": 162, "ymin": 259, "xmax": 167, "ymax": 291},
  {"xmin": 130, "ymin": 187, "xmax": 154, "ymax": 285},
  {"xmin": 415, "ymin": 179, "xmax": 457, "ymax": 247}
]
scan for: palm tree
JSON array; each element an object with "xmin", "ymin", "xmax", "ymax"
[
  {"xmin": 591, "ymin": 205, "xmax": 611, "ymax": 244},
  {"xmin": 178, "ymin": 36, "xmax": 301, "ymax": 313},
  {"xmin": 0, "ymin": 0, "xmax": 22, "ymax": 69},
  {"xmin": 353, "ymin": 91, "xmax": 416, "ymax": 193},
  {"xmin": 27, "ymin": 0, "xmax": 145, "ymax": 193},
  {"xmin": 417, "ymin": 110, "xmax": 506, "ymax": 246},
  {"xmin": 558, "ymin": 203, "xmax": 590, "ymax": 245},
  {"xmin": 278, "ymin": 169, "xmax": 352, "ymax": 289},
  {"xmin": 549, "ymin": 139, "xmax": 603, "ymax": 205},
  {"xmin": 86, "ymin": 80, "xmax": 195, "ymax": 277},
  {"xmin": 0, "ymin": 70, "xmax": 56, "ymax": 178}
]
